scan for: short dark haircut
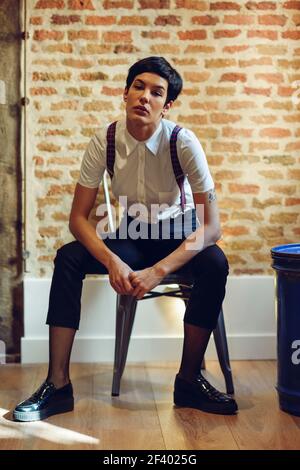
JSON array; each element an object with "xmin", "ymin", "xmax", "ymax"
[{"xmin": 125, "ymin": 56, "xmax": 183, "ymax": 105}]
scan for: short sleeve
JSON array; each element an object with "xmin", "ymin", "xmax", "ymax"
[
  {"xmin": 77, "ymin": 132, "xmax": 106, "ymax": 188},
  {"xmin": 176, "ymin": 128, "xmax": 214, "ymax": 193}
]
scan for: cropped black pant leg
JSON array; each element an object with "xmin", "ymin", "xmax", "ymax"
[{"xmin": 46, "ymin": 237, "xmax": 228, "ymax": 331}]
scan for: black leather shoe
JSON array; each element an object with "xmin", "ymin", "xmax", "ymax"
[
  {"xmin": 174, "ymin": 373, "xmax": 238, "ymax": 415},
  {"xmin": 13, "ymin": 381, "xmax": 74, "ymax": 422}
]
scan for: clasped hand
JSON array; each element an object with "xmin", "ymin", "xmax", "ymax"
[{"xmin": 108, "ymin": 258, "xmax": 164, "ymax": 300}]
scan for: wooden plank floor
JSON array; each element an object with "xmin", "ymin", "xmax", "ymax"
[{"xmin": 1, "ymin": 361, "xmax": 300, "ymax": 450}]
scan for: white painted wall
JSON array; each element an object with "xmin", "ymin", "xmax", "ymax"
[{"xmin": 22, "ymin": 275, "xmax": 277, "ymax": 363}]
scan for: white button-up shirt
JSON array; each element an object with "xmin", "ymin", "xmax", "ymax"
[{"xmin": 78, "ymin": 117, "xmax": 214, "ymax": 223}]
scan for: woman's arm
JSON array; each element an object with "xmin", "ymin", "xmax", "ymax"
[{"xmin": 153, "ymin": 187, "xmax": 221, "ymax": 276}]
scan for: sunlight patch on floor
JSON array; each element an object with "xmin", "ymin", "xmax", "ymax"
[{"xmin": 0, "ymin": 408, "xmax": 100, "ymax": 445}]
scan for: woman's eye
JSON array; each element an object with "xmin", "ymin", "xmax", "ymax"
[{"xmin": 153, "ymin": 92, "xmax": 162, "ymax": 96}]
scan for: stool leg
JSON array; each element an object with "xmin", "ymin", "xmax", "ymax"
[
  {"xmin": 112, "ymin": 294, "xmax": 126, "ymax": 396},
  {"xmin": 119, "ymin": 296, "xmax": 138, "ymax": 378},
  {"xmin": 213, "ymin": 308, "xmax": 234, "ymax": 394},
  {"xmin": 112, "ymin": 295, "xmax": 137, "ymax": 396}
]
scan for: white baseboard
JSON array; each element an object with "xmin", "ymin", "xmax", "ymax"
[{"xmin": 22, "ymin": 275, "xmax": 277, "ymax": 363}]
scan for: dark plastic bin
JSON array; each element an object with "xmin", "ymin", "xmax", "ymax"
[{"xmin": 271, "ymin": 243, "xmax": 300, "ymax": 416}]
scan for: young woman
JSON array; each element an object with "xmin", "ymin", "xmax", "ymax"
[{"xmin": 13, "ymin": 56, "xmax": 237, "ymax": 421}]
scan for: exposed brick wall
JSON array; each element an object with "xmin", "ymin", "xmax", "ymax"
[{"xmin": 25, "ymin": 0, "xmax": 300, "ymax": 276}]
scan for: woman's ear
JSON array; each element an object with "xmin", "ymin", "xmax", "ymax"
[
  {"xmin": 162, "ymin": 100, "xmax": 174, "ymax": 116},
  {"xmin": 123, "ymin": 87, "xmax": 128, "ymax": 102}
]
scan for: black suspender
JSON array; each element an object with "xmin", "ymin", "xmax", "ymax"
[{"xmin": 106, "ymin": 121, "xmax": 186, "ymax": 212}]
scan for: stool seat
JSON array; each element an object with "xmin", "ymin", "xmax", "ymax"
[{"xmin": 111, "ymin": 272, "xmax": 234, "ymax": 397}]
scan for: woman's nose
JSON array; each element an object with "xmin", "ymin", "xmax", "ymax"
[{"xmin": 140, "ymin": 90, "xmax": 150, "ymax": 103}]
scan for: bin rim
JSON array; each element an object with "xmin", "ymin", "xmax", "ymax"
[{"xmin": 271, "ymin": 243, "xmax": 300, "ymax": 259}]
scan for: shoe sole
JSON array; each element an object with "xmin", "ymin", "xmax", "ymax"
[
  {"xmin": 13, "ymin": 398, "xmax": 74, "ymax": 422},
  {"xmin": 174, "ymin": 394, "xmax": 238, "ymax": 415}
]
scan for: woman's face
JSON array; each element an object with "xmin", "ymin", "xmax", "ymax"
[{"xmin": 123, "ymin": 72, "xmax": 173, "ymax": 126}]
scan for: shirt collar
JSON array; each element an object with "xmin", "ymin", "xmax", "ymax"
[{"xmin": 122, "ymin": 118, "xmax": 163, "ymax": 157}]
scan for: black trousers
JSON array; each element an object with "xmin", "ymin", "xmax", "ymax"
[{"xmin": 46, "ymin": 217, "xmax": 229, "ymax": 331}]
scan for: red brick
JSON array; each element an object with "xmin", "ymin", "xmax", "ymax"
[
  {"xmin": 68, "ymin": 30, "xmax": 98, "ymax": 40},
  {"xmin": 176, "ymin": 0, "xmax": 207, "ymax": 10},
  {"xmin": 282, "ymin": 30, "xmax": 300, "ymax": 40},
  {"xmin": 35, "ymin": 170, "xmax": 63, "ymax": 179},
  {"xmin": 269, "ymin": 185, "xmax": 296, "ymax": 195},
  {"xmin": 62, "ymin": 58, "xmax": 93, "ymax": 68},
  {"xmin": 249, "ymin": 142, "xmax": 278, "ymax": 151},
  {"xmin": 206, "ymin": 86, "xmax": 235, "ymax": 96},
  {"xmin": 285, "ymin": 198, "xmax": 300, "ymax": 206},
  {"xmin": 103, "ymin": 0, "xmax": 133, "ymax": 7},
  {"xmin": 246, "ymin": 1, "xmax": 277, "ymax": 9},
  {"xmin": 138, "ymin": 0, "xmax": 170, "ymax": 7},
  {"xmin": 80, "ymin": 72, "xmax": 108, "ymax": 80},
  {"xmin": 214, "ymin": 29, "xmax": 241, "ymax": 38},
  {"xmin": 252, "ymin": 197, "xmax": 282, "ymax": 209},
  {"xmin": 254, "ymin": 73, "xmax": 284, "ymax": 84},
  {"xmin": 224, "ymin": 14, "xmax": 255, "ymax": 24},
  {"xmin": 86, "ymin": 15, "xmax": 116, "ymax": 24},
  {"xmin": 229, "ymin": 183, "xmax": 260, "ymax": 194},
  {"xmin": 37, "ymin": 142, "xmax": 61, "ymax": 152},
  {"xmin": 278, "ymin": 86, "xmax": 295, "ymax": 97},
  {"xmin": 223, "ymin": 45, "xmax": 249, "ymax": 53},
  {"xmin": 239, "ymin": 57, "xmax": 272, "ymax": 67},
  {"xmin": 142, "ymin": 31, "xmax": 170, "ymax": 39},
  {"xmin": 244, "ymin": 86, "xmax": 271, "ymax": 96},
  {"xmin": 67, "ymin": 0, "xmax": 95, "ymax": 9},
  {"xmin": 205, "ymin": 58, "xmax": 236, "ymax": 68},
  {"xmin": 119, "ymin": 16, "xmax": 148, "ymax": 25},
  {"xmin": 283, "ymin": 1, "xmax": 300, "ymax": 9},
  {"xmin": 33, "ymin": 156, "xmax": 44, "ymax": 165},
  {"xmin": 251, "ymin": 115, "xmax": 276, "ymax": 124},
  {"xmin": 259, "ymin": 128, "xmax": 291, "ymax": 138},
  {"xmin": 258, "ymin": 14, "xmax": 287, "ymax": 25},
  {"xmin": 214, "ymin": 170, "xmax": 243, "ymax": 180},
  {"xmin": 223, "ymin": 226, "xmax": 250, "ymax": 236},
  {"xmin": 218, "ymin": 197, "xmax": 246, "ymax": 209},
  {"xmin": 211, "ymin": 113, "xmax": 241, "ymax": 124},
  {"xmin": 177, "ymin": 114, "xmax": 208, "ymax": 125},
  {"xmin": 39, "ymin": 227, "xmax": 62, "ymax": 237},
  {"xmin": 103, "ymin": 31, "xmax": 132, "ymax": 42},
  {"xmin": 248, "ymin": 30, "xmax": 277, "ymax": 40},
  {"xmin": 288, "ymin": 169, "xmax": 300, "ymax": 179},
  {"xmin": 222, "ymin": 127, "xmax": 253, "ymax": 138},
  {"xmin": 102, "ymin": 86, "xmax": 124, "ymax": 96},
  {"xmin": 33, "ymin": 30, "xmax": 64, "ymax": 41},
  {"xmin": 210, "ymin": 2, "xmax": 241, "ymax": 10},
  {"xmin": 35, "ymin": 0, "xmax": 65, "ymax": 8},
  {"xmin": 185, "ymin": 45, "xmax": 215, "ymax": 54},
  {"xmin": 220, "ymin": 73, "xmax": 246, "ymax": 82},
  {"xmin": 47, "ymin": 184, "xmax": 75, "ymax": 196},
  {"xmin": 184, "ymin": 71, "xmax": 210, "ymax": 82},
  {"xmin": 227, "ymin": 100, "xmax": 256, "ymax": 109},
  {"xmin": 44, "ymin": 44, "xmax": 73, "ymax": 53},
  {"xmin": 51, "ymin": 14, "xmax": 81, "ymax": 24},
  {"xmin": 150, "ymin": 44, "xmax": 180, "ymax": 54},
  {"xmin": 191, "ymin": 15, "xmax": 219, "ymax": 25},
  {"xmin": 30, "ymin": 87, "xmax": 57, "ymax": 95},
  {"xmin": 212, "ymin": 141, "xmax": 241, "ymax": 152},
  {"xmin": 178, "ymin": 30, "xmax": 207, "ymax": 40},
  {"xmin": 155, "ymin": 15, "xmax": 181, "ymax": 26},
  {"xmin": 30, "ymin": 16, "xmax": 43, "ymax": 25}
]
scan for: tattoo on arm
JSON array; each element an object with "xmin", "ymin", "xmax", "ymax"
[{"xmin": 208, "ymin": 188, "xmax": 217, "ymax": 203}]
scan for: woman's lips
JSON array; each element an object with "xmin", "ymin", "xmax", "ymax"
[{"xmin": 133, "ymin": 107, "xmax": 149, "ymax": 114}]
